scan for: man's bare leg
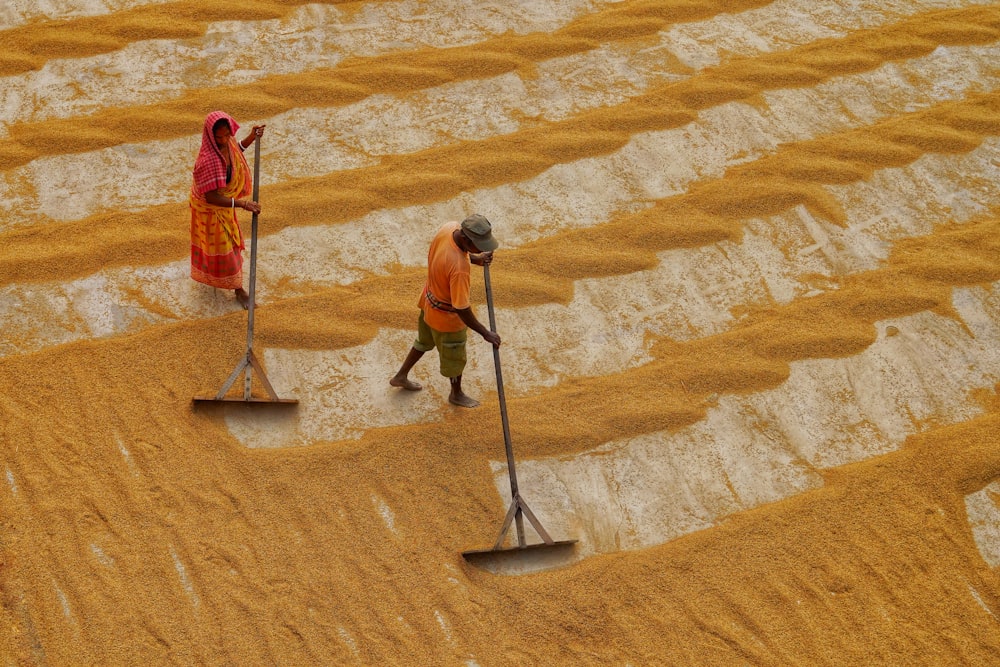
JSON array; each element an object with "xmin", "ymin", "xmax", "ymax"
[
  {"xmin": 448, "ymin": 375, "xmax": 479, "ymax": 408},
  {"xmin": 390, "ymin": 347, "xmax": 424, "ymax": 391}
]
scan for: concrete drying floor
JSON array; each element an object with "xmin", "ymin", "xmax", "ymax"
[{"xmin": 2, "ymin": 0, "xmax": 1000, "ymax": 663}]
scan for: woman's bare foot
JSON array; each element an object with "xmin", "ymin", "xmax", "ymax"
[
  {"xmin": 390, "ymin": 376, "xmax": 422, "ymax": 391},
  {"xmin": 448, "ymin": 392, "xmax": 480, "ymax": 408},
  {"xmin": 235, "ymin": 288, "xmax": 250, "ymax": 309}
]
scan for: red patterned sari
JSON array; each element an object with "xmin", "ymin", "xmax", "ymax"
[{"xmin": 189, "ymin": 111, "xmax": 252, "ymax": 289}]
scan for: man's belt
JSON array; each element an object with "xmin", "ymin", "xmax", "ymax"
[{"xmin": 425, "ymin": 289, "xmax": 456, "ymax": 312}]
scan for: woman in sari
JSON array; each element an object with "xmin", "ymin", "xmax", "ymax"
[{"xmin": 189, "ymin": 110, "xmax": 265, "ymax": 308}]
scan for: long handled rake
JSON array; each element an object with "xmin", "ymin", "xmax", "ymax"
[
  {"xmin": 462, "ymin": 262, "xmax": 576, "ymax": 568},
  {"xmin": 193, "ymin": 135, "xmax": 297, "ymax": 405}
]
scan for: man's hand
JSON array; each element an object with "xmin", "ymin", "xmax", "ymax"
[
  {"xmin": 457, "ymin": 307, "xmax": 501, "ymax": 347},
  {"xmin": 471, "ymin": 251, "xmax": 494, "ymax": 266}
]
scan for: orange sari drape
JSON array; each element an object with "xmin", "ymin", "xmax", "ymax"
[{"xmin": 189, "ymin": 138, "xmax": 252, "ymax": 289}]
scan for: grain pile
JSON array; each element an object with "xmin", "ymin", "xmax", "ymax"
[{"xmin": 1, "ymin": 0, "xmax": 1000, "ymax": 664}]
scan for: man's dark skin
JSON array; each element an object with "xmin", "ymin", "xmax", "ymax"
[{"xmin": 390, "ymin": 228, "xmax": 501, "ymax": 408}]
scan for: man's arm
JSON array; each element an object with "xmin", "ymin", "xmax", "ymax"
[{"xmin": 456, "ymin": 307, "xmax": 501, "ymax": 347}]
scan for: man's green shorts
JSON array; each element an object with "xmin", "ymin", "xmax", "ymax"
[{"xmin": 413, "ymin": 310, "xmax": 467, "ymax": 378}]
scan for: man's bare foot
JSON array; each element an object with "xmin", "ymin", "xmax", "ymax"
[
  {"xmin": 390, "ymin": 376, "xmax": 422, "ymax": 391},
  {"xmin": 448, "ymin": 392, "xmax": 480, "ymax": 408},
  {"xmin": 235, "ymin": 288, "xmax": 250, "ymax": 310}
]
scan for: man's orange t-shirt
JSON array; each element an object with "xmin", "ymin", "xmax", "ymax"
[{"xmin": 419, "ymin": 221, "xmax": 471, "ymax": 332}]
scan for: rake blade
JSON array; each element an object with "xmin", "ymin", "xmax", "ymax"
[
  {"xmin": 461, "ymin": 539, "xmax": 577, "ymax": 575},
  {"xmin": 192, "ymin": 396, "xmax": 298, "ymax": 404}
]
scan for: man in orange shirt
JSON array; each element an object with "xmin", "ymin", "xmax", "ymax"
[{"xmin": 390, "ymin": 214, "xmax": 501, "ymax": 408}]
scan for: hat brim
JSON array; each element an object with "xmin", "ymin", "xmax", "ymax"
[
  {"xmin": 468, "ymin": 234, "xmax": 499, "ymax": 252},
  {"xmin": 462, "ymin": 230, "xmax": 498, "ymax": 252}
]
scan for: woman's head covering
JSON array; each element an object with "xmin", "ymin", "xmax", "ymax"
[{"xmin": 192, "ymin": 110, "xmax": 240, "ymax": 195}]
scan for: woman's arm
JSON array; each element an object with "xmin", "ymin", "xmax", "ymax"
[
  {"xmin": 204, "ymin": 190, "xmax": 261, "ymax": 214},
  {"xmin": 237, "ymin": 125, "xmax": 267, "ymax": 151}
]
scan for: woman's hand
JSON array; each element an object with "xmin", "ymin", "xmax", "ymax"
[
  {"xmin": 240, "ymin": 125, "xmax": 266, "ymax": 149},
  {"xmin": 238, "ymin": 199, "xmax": 262, "ymax": 214}
]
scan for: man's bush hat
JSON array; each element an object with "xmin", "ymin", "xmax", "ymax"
[{"xmin": 460, "ymin": 214, "xmax": 499, "ymax": 252}]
